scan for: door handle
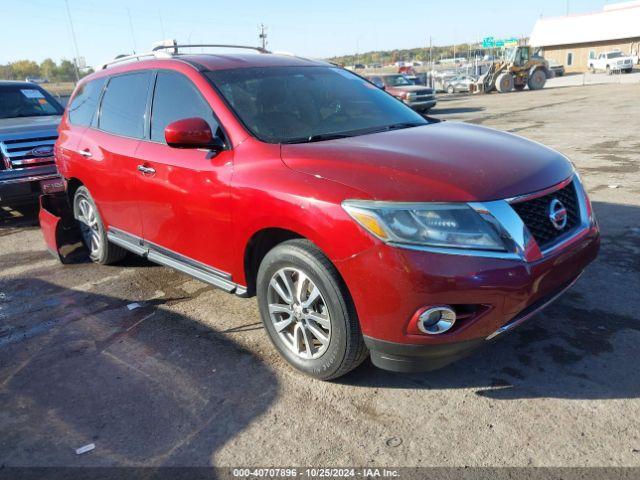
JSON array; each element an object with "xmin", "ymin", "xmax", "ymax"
[
  {"xmin": 137, "ymin": 165, "xmax": 156, "ymax": 175},
  {"xmin": 79, "ymin": 149, "xmax": 92, "ymax": 158}
]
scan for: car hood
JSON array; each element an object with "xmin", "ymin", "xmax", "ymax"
[
  {"xmin": 0, "ymin": 116, "xmax": 61, "ymax": 138},
  {"xmin": 281, "ymin": 122, "xmax": 573, "ymax": 202}
]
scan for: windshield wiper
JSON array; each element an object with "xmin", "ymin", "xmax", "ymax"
[
  {"xmin": 384, "ymin": 122, "xmax": 425, "ymax": 131},
  {"xmin": 282, "ymin": 132, "xmax": 355, "ymax": 144}
]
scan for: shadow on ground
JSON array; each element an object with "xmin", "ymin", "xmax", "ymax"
[
  {"xmin": 0, "ymin": 203, "xmax": 40, "ymax": 235},
  {"xmin": 0, "ymin": 277, "xmax": 279, "ymax": 467}
]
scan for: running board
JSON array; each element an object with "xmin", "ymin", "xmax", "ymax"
[{"xmin": 107, "ymin": 228, "xmax": 245, "ymax": 295}]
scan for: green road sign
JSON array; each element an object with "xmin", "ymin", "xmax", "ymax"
[{"xmin": 482, "ymin": 37, "xmax": 495, "ymax": 48}]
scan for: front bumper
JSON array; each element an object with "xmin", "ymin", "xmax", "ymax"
[
  {"xmin": 335, "ymin": 177, "xmax": 600, "ymax": 372},
  {"xmin": 363, "ymin": 270, "xmax": 587, "ymax": 372},
  {"xmin": 0, "ymin": 165, "xmax": 60, "ymax": 204}
]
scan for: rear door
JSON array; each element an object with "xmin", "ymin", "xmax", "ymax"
[
  {"xmin": 57, "ymin": 77, "xmax": 106, "ymax": 180},
  {"xmin": 78, "ymin": 71, "xmax": 152, "ymax": 238},
  {"xmin": 133, "ymin": 70, "xmax": 234, "ymax": 274}
]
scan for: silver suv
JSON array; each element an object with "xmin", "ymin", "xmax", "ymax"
[{"xmin": 0, "ymin": 81, "xmax": 63, "ymax": 204}]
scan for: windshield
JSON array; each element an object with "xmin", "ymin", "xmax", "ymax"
[
  {"xmin": 0, "ymin": 85, "xmax": 63, "ymax": 119},
  {"xmin": 382, "ymin": 75, "xmax": 412, "ymax": 87},
  {"xmin": 503, "ymin": 47, "xmax": 517, "ymax": 63},
  {"xmin": 206, "ymin": 66, "xmax": 427, "ymax": 144},
  {"xmin": 607, "ymin": 52, "xmax": 623, "ymax": 59}
]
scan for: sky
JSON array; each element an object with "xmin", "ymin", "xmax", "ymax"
[{"xmin": 1, "ymin": 0, "xmax": 613, "ymax": 67}]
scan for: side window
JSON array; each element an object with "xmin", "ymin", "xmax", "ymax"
[
  {"xmin": 68, "ymin": 77, "xmax": 106, "ymax": 126},
  {"xmin": 566, "ymin": 52, "xmax": 573, "ymax": 66},
  {"xmin": 99, "ymin": 72, "xmax": 151, "ymax": 138},
  {"xmin": 150, "ymin": 71, "xmax": 220, "ymax": 143},
  {"xmin": 370, "ymin": 76, "xmax": 383, "ymax": 88}
]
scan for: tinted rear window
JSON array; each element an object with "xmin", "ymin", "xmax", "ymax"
[
  {"xmin": 68, "ymin": 77, "xmax": 106, "ymax": 126},
  {"xmin": 99, "ymin": 72, "xmax": 151, "ymax": 138}
]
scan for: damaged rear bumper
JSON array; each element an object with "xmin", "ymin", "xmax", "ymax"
[{"xmin": 39, "ymin": 192, "xmax": 84, "ymax": 264}]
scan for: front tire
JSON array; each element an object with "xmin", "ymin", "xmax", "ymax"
[
  {"xmin": 73, "ymin": 186, "xmax": 127, "ymax": 265},
  {"xmin": 257, "ymin": 239, "xmax": 367, "ymax": 380},
  {"xmin": 527, "ymin": 69, "xmax": 547, "ymax": 90},
  {"xmin": 496, "ymin": 73, "xmax": 514, "ymax": 93}
]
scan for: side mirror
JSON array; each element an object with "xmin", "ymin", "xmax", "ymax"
[{"xmin": 164, "ymin": 117, "xmax": 224, "ymax": 150}]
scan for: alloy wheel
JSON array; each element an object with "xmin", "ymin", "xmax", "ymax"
[
  {"xmin": 267, "ymin": 267, "xmax": 331, "ymax": 360},
  {"xmin": 76, "ymin": 197, "xmax": 101, "ymax": 256}
]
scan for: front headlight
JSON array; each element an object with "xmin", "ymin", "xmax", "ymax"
[{"xmin": 342, "ymin": 200, "xmax": 506, "ymax": 251}]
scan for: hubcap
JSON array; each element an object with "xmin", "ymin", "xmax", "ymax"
[
  {"xmin": 76, "ymin": 197, "xmax": 101, "ymax": 256},
  {"xmin": 267, "ymin": 267, "xmax": 331, "ymax": 360}
]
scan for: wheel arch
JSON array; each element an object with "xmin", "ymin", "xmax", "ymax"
[
  {"xmin": 243, "ymin": 227, "xmax": 305, "ymax": 297},
  {"xmin": 66, "ymin": 177, "xmax": 84, "ymax": 204}
]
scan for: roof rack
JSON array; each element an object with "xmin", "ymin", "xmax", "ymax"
[
  {"xmin": 152, "ymin": 43, "xmax": 270, "ymax": 54},
  {"xmin": 98, "ymin": 43, "xmax": 270, "ymax": 70},
  {"xmin": 98, "ymin": 51, "xmax": 172, "ymax": 70}
]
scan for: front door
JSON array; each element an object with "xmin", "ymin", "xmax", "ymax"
[{"xmin": 134, "ymin": 70, "xmax": 235, "ymax": 275}]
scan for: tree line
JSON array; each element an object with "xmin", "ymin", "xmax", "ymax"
[
  {"xmin": 0, "ymin": 58, "xmax": 93, "ymax": 82},
  {"xmin": 330, "ymin": 42, "xmax": 487, "ymax": 66}
]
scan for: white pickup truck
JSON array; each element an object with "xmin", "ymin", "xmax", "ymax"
[{"xmin": 589, "ymin": 51, "xmax": 634, "ymax": 74}]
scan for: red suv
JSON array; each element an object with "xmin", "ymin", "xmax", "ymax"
[{"xmin": 42, "ymin": 47, "xmax": 599, "ymax": 380}]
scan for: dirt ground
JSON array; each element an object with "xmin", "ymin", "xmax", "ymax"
[{"xmin": 1, "ymin": 82, "xmax": 639, "ymax": 468}]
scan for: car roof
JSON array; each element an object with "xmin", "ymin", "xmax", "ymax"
[
  {"xmin": 184, "ymin": 53, "xmax": 330, "ymax": 70},
  {"xmin": 99, "ymin": 53, "xmax": 330, "ymax": 73},
  {"xmin": 81, "ymin": 53, "xmax": 334, "ymax": 86}
]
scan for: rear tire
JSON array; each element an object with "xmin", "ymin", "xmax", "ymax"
[
  {"xmin": 73, "ymin": 186, "xmax": 127, "ymax": 265},
  {"xmin": 257, "ymin": 239, "xmax": 367, "ymax": 380},
  {"xmin": 527, "ymin": 69, "xmax": 547, "ymax": 90},
  {"xmin": 447, "ymin": 85, "xmax": 454, "ymax": 94},
  {"xmin": 495, "ymin": 73, "xmax": 514, "ymax": 93}
]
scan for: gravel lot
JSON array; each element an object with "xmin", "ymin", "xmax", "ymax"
[{"xmin": 1, "ymin": 82, "xmax": 639, "ymax": 468}]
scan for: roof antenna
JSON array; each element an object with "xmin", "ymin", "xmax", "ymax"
[{"xmin": 259, "ymin": 23, "xmax": 268, "ymax": 50}]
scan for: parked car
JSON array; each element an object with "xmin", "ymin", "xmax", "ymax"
[
  {"xmin": 366, "ymin": 74, "xmax": 436, "ymax": 112},
  {"xmin": 589, "ymin": 51, "xmax": 634, "ymax": 74},
  {"xmin": 0, "ymin": 81, "xmax": 63, "ymax": 204},
  {"xmin": 546, "ymin": 59, "xmax": 565, "ymax": 77},
  {"xmin": 444, "ymin": 75, "xmax": 477, "ymax": 93},
  {"xmin": 41, "ymin": 49, "xmax": 599, "ymax": 380}
]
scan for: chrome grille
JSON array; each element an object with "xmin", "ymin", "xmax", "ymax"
[
  {"xmin": 511, "ymin": 181, "xmax": 580, "ymax": 249},
  {"xmin": 0, "ymin": 135, "xmax": 57, "ymax": 170}
]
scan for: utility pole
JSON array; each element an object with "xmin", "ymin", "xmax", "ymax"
[
  {"xmin": 259, "ymin": 24, "xmax": 268, "ymax": 50},
  {"xmin": 566, "ymin": 0, "xmax": 570, "ymax": 15},
  {"xmin": 63, "ymin": 0, "xmax": 81, "ymax": 82},
  {"xmin": 429, "ymin": 36, "xmax": 433, "ymax": 88}
]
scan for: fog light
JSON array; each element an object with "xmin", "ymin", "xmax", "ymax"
[{"xmin": 417, "ymin": 306, "xmax": 456, "ymax": 334}]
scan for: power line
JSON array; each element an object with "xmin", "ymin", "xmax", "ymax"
[
  {"xmin": 63, "ymin": 0, "xmax": 81, "ymax": 82},
  {"xmin": 127, "ymin": 8, "xmax": 138, "ymax": 53}
]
